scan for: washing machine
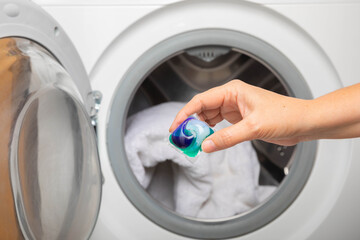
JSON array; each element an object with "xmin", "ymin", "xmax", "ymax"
[{"xmin": 1, "ymin": 0, "xmax": 360, "ymax": 239}]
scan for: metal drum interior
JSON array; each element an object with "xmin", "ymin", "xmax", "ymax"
[{"xmin": 126, "ymin": 45, "xmax": 296, "ymax": 218}]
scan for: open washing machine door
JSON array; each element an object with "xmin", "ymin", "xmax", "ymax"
[{"xmin": 0, "ymin": 1, "xmax": 101, "ymax": 239}]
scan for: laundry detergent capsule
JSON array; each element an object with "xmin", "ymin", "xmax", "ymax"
[{"xmin": 169, "ymin": 116, "xmax": 214, "ymax": 158}]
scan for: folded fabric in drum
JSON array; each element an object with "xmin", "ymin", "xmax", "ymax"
[{"xmin": 125, "ymin": 102, "xmax": 276, "ymax": 218}]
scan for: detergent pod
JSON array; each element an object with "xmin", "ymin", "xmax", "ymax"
[{"xmin": 169, "ymin": 116, "xmax": 214, "ymax": 160}]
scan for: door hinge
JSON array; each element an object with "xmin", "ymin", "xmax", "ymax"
[{"xmin": 89, "ymin": 90, "xmax": 102, "ymax": 126}]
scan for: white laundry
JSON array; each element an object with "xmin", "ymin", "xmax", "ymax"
[{"xmin": 125, "ymin": 102, "xmax": 276, "ymax": 218}]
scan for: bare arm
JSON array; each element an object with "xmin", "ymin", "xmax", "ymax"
[
  {"xmin": 303, "ymin": 83, "xmax": 360, "ymax": 140},
  {"xmin": 169, "ymin": 80, "xmax": 360, "ymax": 153}
]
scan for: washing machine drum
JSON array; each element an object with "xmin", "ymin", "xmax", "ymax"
[{"xmin": 0, "ymin": 1, "xmax": 102, "ymax": 239}]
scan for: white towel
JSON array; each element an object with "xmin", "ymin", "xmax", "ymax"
[{"xmin": 125, "ymin": 102, "xmax": 276, "ymax": 218}]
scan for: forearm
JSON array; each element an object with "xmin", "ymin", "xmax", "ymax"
[{"xmin": 302, "ymin": 83, "xmax": 360, "ymax": 140}]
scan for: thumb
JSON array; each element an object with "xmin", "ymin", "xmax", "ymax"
[{"xmin": 201, "ymin": 121, "xmax": 253, "ymax": 153}]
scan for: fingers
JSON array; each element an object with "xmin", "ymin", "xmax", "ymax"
[
  {"xmin": 201, "ymin": 120, "xmax": 254, "ymax": 153},
  {"xmin": 169, "ymin": 86, "xmax": 226, "ymax": 132},
  {"xmin": 198, "ymin": 109, "xmax": 225, "ymax": 127},
  {"xmin": 204, "ymin": 113, "xmax": 224, "ymax": 127},
  {"xmin": 198, "ymin": 109, "xmax": 220, "ymax": 121}
]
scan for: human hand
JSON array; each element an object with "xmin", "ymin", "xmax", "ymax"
[{"xmin": 169, "ymin": 80, "xmax": 311, "ymax": 153}]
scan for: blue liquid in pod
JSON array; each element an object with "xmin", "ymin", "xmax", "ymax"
[{"xmin": 170, "ymin": 116, "xmax": 214, "ymax": 157}]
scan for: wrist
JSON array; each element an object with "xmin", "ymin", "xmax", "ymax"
[
  {"xmin": 299, "ymin": 97, "xmax": 340, "ymax": 141},
  {"xmin": 292, "ymin": 98, "xmax": 318, "ymax": 141}
]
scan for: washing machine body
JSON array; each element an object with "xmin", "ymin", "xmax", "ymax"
[{"xmin": 5, "ymin": 0, "xmax": 360, "ymax": 239}]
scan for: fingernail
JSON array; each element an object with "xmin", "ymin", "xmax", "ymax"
[{"xmin": 202, "ymin": 139, "xmax": 216, "ymax": 153}]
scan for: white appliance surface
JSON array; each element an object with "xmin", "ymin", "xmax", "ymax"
[{"xmin": 33, "ymin": 0, "xmax": 360, "ymax": 239}]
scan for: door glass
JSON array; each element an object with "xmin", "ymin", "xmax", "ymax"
[{"xmin": 0, "ymin": 38, "xmax": 101, "ymax": 240}]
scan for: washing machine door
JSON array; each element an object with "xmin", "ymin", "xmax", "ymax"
[{"xmin": 0, "ymin": 1, "xmax": 101, "ymax": 240}]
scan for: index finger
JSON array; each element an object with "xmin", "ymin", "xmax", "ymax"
[{"xmin": 169, "ymin": 86, "xmax": 226, "ymax": 132}]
